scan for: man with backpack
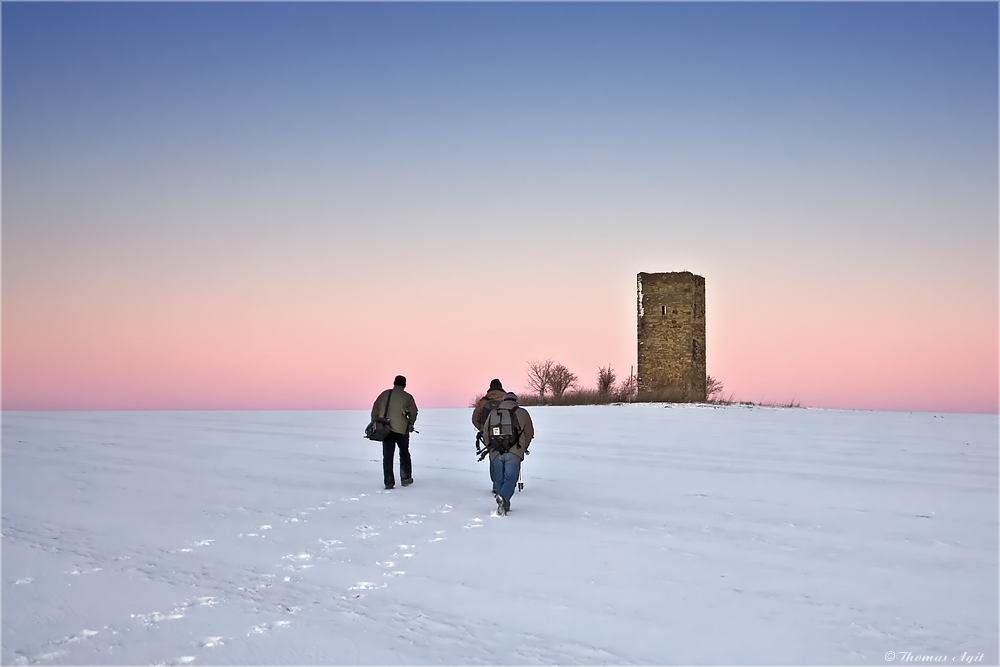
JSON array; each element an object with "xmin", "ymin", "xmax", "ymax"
[
  {"xmin": 479, "ymin": 392, "xmax": 534, "ymax": 516},
  {"xmin": 370, "ymin": 375, "xmax": 418, "ymax": 490},
  {"xmin": 472, "ymin": 379, "xmax": 507, "ymax": 492}
]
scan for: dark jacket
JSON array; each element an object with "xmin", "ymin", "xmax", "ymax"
[
  {"xmin": 480, "ymin": 398, "xmax": 534, "ymax": 462},
  {"xmin": 371, "ymin": 386, "xmax": 418, "ymax": 435},
  {"xmin": 472, "ymin": 388, "xmax": 507, "ymax": 430}
]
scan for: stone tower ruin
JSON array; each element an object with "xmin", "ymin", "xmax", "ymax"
[{"xmin": 637, "ymin": 271, "xmax": 706, "ymax": 402}]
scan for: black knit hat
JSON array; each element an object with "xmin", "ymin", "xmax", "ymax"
[
  {"xmin": 394, "ymin": 375, "xmax": 406, "ymax": 387},
  {"xmin": 489, "ymin": 378, "xmax": 503, "ymax": 391}
]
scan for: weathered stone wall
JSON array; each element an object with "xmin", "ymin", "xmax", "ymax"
[{"xmin": 637, "ymin": 272, "xmax": 706, "ymax": 402}]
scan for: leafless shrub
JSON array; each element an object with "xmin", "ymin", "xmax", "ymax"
[
  {"xmin": 548, "ymin": 364, "xmax": 578, "ymax": 400},
  {"xmin": 613, "ymin": 368, "xmax": 637, "ymax": 403},
  {"xmin": 706, "ymin": 375, "xmax": 725, "ymax": 402},
  {"xmin": 597, "ymin": 365, "xmax": 616, "ymax": 398}
]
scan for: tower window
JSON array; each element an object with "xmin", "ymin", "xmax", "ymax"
[{"xmin": 661, "ymin": 306, "xmax": 666, "ymax": 315}]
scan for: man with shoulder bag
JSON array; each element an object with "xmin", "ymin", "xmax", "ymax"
[{"xmin": 369, "ymin": 375, "xmax": 418, "ymax": 490}]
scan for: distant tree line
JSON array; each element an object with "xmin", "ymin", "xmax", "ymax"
[
  {"xmin": 516, "ymin": 359, "xmax": 636, "ymax": 406},
  {"xmin": 470, "ymin": 363, "xmax": 801, "ymax": 409},
  {"xmin": 518, "ymin": 360, "xmax": 727, "ymax": 407}
]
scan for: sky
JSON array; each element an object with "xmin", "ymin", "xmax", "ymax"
[{"xmin": 3, "ymin": 2, "xmax": 997, "ymax": 412}]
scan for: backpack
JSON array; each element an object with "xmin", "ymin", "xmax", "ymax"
[
  {"xmin": 476, "ymin": 396, "xmax": 502, "ymax": 429},
  {"xmin": 483, "ymin": 406, "xmax": 521, "ymax": 454}
]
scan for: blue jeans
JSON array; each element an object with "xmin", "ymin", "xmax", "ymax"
[{"xmin": 490, "ymin": 453, "xmax": 521, "ymax": 507}]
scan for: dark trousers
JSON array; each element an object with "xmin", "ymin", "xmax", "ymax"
[{"xmin": 382, "ymin": 431, "xmax": 411, "ymax": 486}]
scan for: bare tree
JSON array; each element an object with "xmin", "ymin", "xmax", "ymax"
[
  {"xmin": 597, "ymin": 365, "xmax": 616, "ymax": 398},
  {"xmin": 525, "ymin": 359, "xmax": 554, "ymax": 403},
  {"xmin": 548, "ymin": 363, "xmax": 578, "ymax": 400},
  {"xmin": 706, "ymin": 375, "xmax": 724, "ymax": 402},
  {"xmin": 614, "ymin": 367, "xmax": 637, "ymax": 402}
]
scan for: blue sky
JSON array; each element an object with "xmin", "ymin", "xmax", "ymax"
[{"xmin": 3, "ymin": 2, "xmax": 997, "ymax": 411}]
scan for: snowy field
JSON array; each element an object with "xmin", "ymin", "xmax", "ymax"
[{"xmin": 2, "ymin": 405, "xmax": 997, "ymax": 665}]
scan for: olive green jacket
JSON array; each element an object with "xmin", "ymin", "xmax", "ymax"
[{"xmin": 371, "ymin": 386, "xmax": 418, "ymax": 435}]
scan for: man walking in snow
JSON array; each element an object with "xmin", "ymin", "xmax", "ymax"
[
  {"xmin": 472, "ymin": 378, "xmax": 507, "ymax": 493},
  {"xmin": 371, "ymin": 375, "xmax": 418, "ymax": 490},
  {"xmin": 479, "ymin": 392, "xmax": 533, "ymax": 516}
]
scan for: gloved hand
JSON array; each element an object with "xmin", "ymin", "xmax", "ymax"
[{"xmin": 408, "ymin": 424, "xmax": 415, "ymax": 433}]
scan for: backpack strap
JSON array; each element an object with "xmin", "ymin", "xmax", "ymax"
[
  {"xmin": 382, "ymin": 389, "xmax": 393, "ymax": 420},
  {"xmin": 509, "ymin": 407, "xmax": 522, "ymax": 445}
]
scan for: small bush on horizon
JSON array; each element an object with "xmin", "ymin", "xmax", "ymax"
[
  {"xmin": 597, "ymin": 365, "xmax": 616, "ymax": 398},
  {"xmin": 706, "ymin": 375, "xmax": 724, "ymax": 402}
]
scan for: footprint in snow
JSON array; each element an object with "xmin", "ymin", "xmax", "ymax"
[
  {"xmin": 61, "ymin": 629, "xmax": 99, "ymax": 644},
  {"xmin": 281, "ymin": 552, "xmax": 315, "ymax": 571},
  {"xmin": 132, "ymin": 610, "xmax": 185, "ymax": 627},
  {"xmin": 354, "ymin": 525, "xmax": 379, "ymax": 540},
  {"xmin": 348, "ymin": 581, "xmax": 387, "ymax": 594},
  {"xmin": 248, "ymin": 620, "xmax": 291, "ymax": 636},
  {"xmin": 175, "ymin": 539, "xmax": 214, "ymax": 553},
  {"xmin": 15, "ymin": 577, "xmax": 33, "ymax": 585},
  {"xmin": 429, "ymin": 531, "xmax": 446, "ymax": 543},
  {"xmin": 319, "ymin": 538, "xmax": 344, "ymax": 553},
  {"xmin": 133, "ymin": 596, "xmax": 217, "ymax": 626},
  {"xmin": 282, "ymin": 552, "xmax": 313, "ymax": 562},
  {"xmin": 14, "ymin": 650, "xmax": 67, "ymax": 664},
  {"xmin": 437, "ymin": 504, "xmax": 453, "ymax": 514},
  {"xmin": 240, "ymin": 524, "xmax": 273, "ymax": 538},
  {"xmin": 186, "ymin": 596, "xmax": 219, "ymax": 608},
  {"xmin": 199, "ymin": 637, "xmax": 224, "ymax": 648},
  {"xmin": 377, "ymin": 560, "xmax": 406, "ymax": 577},
  {"xmin": 463, "ymin": 518, "xmax": 484, "ymax": 529}
]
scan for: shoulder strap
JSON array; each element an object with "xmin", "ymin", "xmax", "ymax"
[{"xmin": 383, "ymin": 389, "xmax": 393, "ymax": 419}]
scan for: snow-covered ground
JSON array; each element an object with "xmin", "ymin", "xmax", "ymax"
[{"xmin": 2, "ymin": 405, "xmax": 997, "ymax": 665}]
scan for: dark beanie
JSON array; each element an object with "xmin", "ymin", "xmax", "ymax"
[
  {"xmin": 489, "ymin": 378, "xmax": 503, "ymax": 391},
  {"xmin": 394, "ymin": 375, "xmax": 406, "ymax": 387}
]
